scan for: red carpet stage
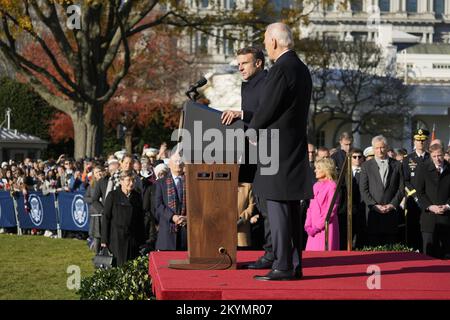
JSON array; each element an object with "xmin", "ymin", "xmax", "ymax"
[{"xmin": 149, "ymin": 251, "xmax": 450, "ymax": 300}]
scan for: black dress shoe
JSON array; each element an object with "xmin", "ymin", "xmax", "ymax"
[
  {"xmin": 254, "ymin": 269, "xmax": 296, "ymax": 281},
  {"xmin": 247, "ymin": 257, "xmax": 273, "ymax": 269},
  {"xmin": 294, "ymin": 267, "xmax": 303, "ymax": 279}
]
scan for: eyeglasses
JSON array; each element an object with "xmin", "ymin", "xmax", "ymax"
[{"xmin": 352, "ymin": 155, "xmax": 363, "ymax": 159}]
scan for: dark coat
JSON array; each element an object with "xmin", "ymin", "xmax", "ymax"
[
  {"xmin": 91, "ymin": 176, "xmax": 109, "ymax": 215},
  {"xmin": 154, "ymin": 176, "xmax": 187, "ymax": 250},
  {"xmin": 240, "ymin": 69, "xmax": 267, "ymax": 183},
  {"xmin": 415, "ymin": 160, "xmax": 450, "ymax": 232},
  {"xmin": 248, "ymin": 50, "xmax": 314, "ymax": 201},
  {"xmin": 403, "ymin": 151, "xmax": 430, "ymax": 191},
  {"xmin": 331, "ymin": 149, "xmax": 347, "ymax": 173},
  {"xmin": 241, "ymin": 69, "xmax": 267, "ymax": 126},
  {"xmin": 101, "ymin": 189, "xmax": 145, "ymax": 267},
  {"xmin": 143, "ymin": 183, "xmax": 157, "ymax": 246},
  {"xmin": 359, "ymin": 158, "xmax": 404, "ymax": 235}
]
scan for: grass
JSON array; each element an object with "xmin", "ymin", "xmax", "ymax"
[{"xmin": 0, "ymin": 234, "xmax": 95, "ymax": 300}]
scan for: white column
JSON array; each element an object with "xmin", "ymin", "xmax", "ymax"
[
  {"xmin": 418, "ymin": 0, "xmax": 427, "ymax": 12},
  {"xmin": 392, "ymin": 0, "xmax": 400, "ymax": 12},
  {"xmin": 429, "ymin": 33, "xmax": 434, "ymax": 43},
  {"xmin": 428, "ymin": 0, "xmax": 433, "ymax": 12},
  {"xmin": 446, "ymin": 0, "xmax": 450, "ymax": 14},
  {"xmin": 401, "ymin": 0, "xmax": 406, "ymax": 10},
  {"xmin": 421, "ymin": 33, "xmax": 427, "ymax": 43}
]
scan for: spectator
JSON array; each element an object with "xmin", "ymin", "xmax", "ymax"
[
  {"xmin": 157, "ymin": 142, "xmax": 169, "ymax": 161},
  {"xmin": 84, "ymin": 165, "xmax": 106, "ymax": 253},
  {"xmin": 308, "ymin": 143, "xmax": 316, "ymax": 169},
  {"xmin": 316, "ymin": 147, "xmax": 330, "ymax": 161},
  {"xmin": 332, "ymin": 132, "xmax": 353, "ymax": 172},
  {"xmin": 360, "ymin": 135, "xmax": 404, "ymax": 246},
  {"xmin": 304, "ymin": 158, "xmax": 340, "ymax": 251},
  {"xmin": 154, "ymin": 153, "xmax": 187, "ymax": 250},
  {"xmin": 395, "ymin": 148, "xmax": 408, "ymax": 162},
  {"xmin": 387, "ymin": 149, "xmax": 397, "ymax": 159},
  {"xmin": 350, "ymin": 148, "xmax": 366, "ymax": 248},
  {"xmin": 101, "ymin": 170, "xmax": 145, "ymax": 267},
  {"xmin": 416, "ymin": 143, "xmax": 450, "ymax": 258},
  {"xmin": 363, "ymin": 146, "xmax": 375, "ymax": 161},
  {"xmin": 237, "ymin": 182, "xmax": 256, "ymax": 248}
]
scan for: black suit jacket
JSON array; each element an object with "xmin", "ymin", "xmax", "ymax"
[
  {"xmin": 240, "ymin": 69, "xmax": 267, "ymax": 183},
  {"xmin": 248, "ymin": 50, "xmax": 314, "ymax": 201},
  {"xmin": 331, "ymin": 149, "xmax": 347, "ymax": 173},
  {"xmin": 359, "ymin": 158, "xmax": 404, "ymax": 234},
  {"xmin": 241, "ymin": 69, "xmax": 267, "ymax": 126},
  {"xmin": 91, "ymin": 176, "xmax": 109, "ymax": 215},
  {"xmin": 415, "ymin": 160, "xmax": 450, "ymax": 232},
  {"xmin": 153, "ymin": 176, "xmax": 186, "ymax": 250},
  {"xmin": 403, "ymin": 151, "xmax": 430, "ymax": 191}
]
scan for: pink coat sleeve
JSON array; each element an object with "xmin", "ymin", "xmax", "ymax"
[{"xmin": 315, "ymin": 182, "xmax": 337, "ymax": 231}]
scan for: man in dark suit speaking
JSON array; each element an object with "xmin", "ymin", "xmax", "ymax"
[{"xmin": 249, "ymin": 23, "xmax": 314, "ymax": 281}]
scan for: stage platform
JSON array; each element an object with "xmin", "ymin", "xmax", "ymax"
[{"xmin": 149, "ymin": 251, "xmax": 450, "ymax": 300}]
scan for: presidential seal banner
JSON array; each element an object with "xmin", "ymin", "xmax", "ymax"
[
  {"xmin": 57, "ymin": 192, "xmax": 89, "ymax": 232},
  {"xmin": 16, "ymin": 192, "xmax": 58, "ymax": 230},
  {"xmin": 0, "ymin": 191, "xmax": 16, "ymax": 228}
]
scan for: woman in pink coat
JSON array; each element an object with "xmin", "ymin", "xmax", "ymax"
[{"xmin": 305, "ymin": 158, "xmax": 340, "ymax": 251}]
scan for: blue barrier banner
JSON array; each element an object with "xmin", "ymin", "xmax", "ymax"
[
  {"xmin": 16, "ymin": 192, "xmax": 58, "ymax": 230},
  {"xmin": 0, "ymin": 191, "xmax": 16, "ymax": 227},
  {"xmin": 58, "ymin": 192, "xmax": 89, "ymax": 232}
]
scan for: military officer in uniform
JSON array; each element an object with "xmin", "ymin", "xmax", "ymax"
[{"xmin": 403, "ymin": 129, "xmax": 430, "ymax": 251}]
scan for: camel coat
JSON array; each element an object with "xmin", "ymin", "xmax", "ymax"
[{"xmin": 237, "ymin": 183, "xmax": 256, "ymax": 247}]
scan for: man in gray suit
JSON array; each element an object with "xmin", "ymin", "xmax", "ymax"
[{"xmin": 360, "ymin": 135, "xmax": 404, "ymax": 246}]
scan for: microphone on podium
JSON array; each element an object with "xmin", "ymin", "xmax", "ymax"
[{"xmin": 185, "ymin": 77, "xmax": 207, "ymax": 100}]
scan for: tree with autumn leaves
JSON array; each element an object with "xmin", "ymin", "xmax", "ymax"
[{"xmin": 0, "ymin": 0, "xmax": 312, "ymax": 158}]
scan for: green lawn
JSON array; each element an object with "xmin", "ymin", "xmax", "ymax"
[{"xmin": 0, "ymin": 234, "xmax": 95, "ymax": 300}]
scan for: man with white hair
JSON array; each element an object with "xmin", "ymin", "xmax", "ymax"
[
  {"xmin": 154, "ymin": 152, "xmax": 187, "ymax": 250},
  {"xmin": 250, "ymin": 22, "xmax": 314, "ymax": 281},
  {"xmin": 360, "ymin": 135, "xmax": 404, "ymax": 246}
]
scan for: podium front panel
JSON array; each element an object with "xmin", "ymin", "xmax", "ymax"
[{"xmin": 186, "ymin": 163, "xmax": 238, "ymax": 268}]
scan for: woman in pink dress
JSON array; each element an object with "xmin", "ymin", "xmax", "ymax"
[{"xmin": 305, "ymin": 158, "xmax": 340, "ymax": 251}]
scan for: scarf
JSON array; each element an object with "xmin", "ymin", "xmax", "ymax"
[{"xmin": 167, "ymin": 175, "xmax": 186, "ymax": 233}]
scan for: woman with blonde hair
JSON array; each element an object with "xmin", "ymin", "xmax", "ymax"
[{"xmin": 304, "ymin": 158, "xmax": 340, "ymax": 250}]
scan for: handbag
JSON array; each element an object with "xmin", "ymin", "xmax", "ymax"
[{"xmin": 93, "ymin": 247, "xmax": 116, "ymax": 269}]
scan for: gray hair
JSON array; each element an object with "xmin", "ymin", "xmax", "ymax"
[
  {"xmin": 267, "ymin": 23, "xmax": 294, "ymax": 49},
  {"xmin": 119, "ymin": 170, "xmax": 135, "ymax": 180},
  {"xmin": 371, "ymin": 135, "xmax": 388, "ymax": 147}
]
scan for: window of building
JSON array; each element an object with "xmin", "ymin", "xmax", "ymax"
[
  {"xmin": 224, "ymin": 0, "xmax": 236, "ymax": 9},
  {"xmin": 351, "ymin": 32, "xmax": 367, "ymax": 41},
  {"xmin": 195, "ymin": 33, "xmax": 208, "ymax": 54},
  {"xmin": 351, "ymin": 0, "xmax": 363, "ymax": 12},
  {"xmin": 315, "ymin": 131, "xmax": 325, "ymax": 147},
  {"xmin": 379, "ymin": 0, "xmax": 390, "ymax": 12},
  {"xmin": 201, "ymin": 0, "xmax": 209, "ymax": 8},
  {"xmin": 434, "ymin": 0, "xmax": 445, "ymax": 16},
  {"xmin": 224, "ymin": 37, "xmax": 234, "ymax": 56},
  {"xmin": 432, "ymin": 63, "xmax": 450, "ymax": 69},
  {"xmin": 406, "ymin": 0, "xmax": 417, "ymax": 12}
]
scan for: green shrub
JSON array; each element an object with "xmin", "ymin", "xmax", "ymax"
[
  {"xmin": 357, "ymin": 243, "xmax": 415, "ymax": 252},
  {"xmin": 77, "ymin": 255, "xmax": 153, "ymax": 300}
]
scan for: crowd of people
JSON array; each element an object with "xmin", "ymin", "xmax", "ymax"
[{"xmin": 1, "ymin": 133, "xmax": 449, "ymax": 266}]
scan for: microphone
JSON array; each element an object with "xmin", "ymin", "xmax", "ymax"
[{"xmin": 186, "ymin": 77, "xmax": 207, "ymax": 94}]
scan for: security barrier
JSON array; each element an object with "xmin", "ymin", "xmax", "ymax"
[{"xmin": 0, "ymin": 191, "xmax": 90, "ymax": 235}]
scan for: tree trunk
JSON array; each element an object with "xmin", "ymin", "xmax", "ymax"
[
  {"xmin": 71, "ymin": 102, "xmax": 104, "ymax": 159},
  {"xmin": 125, "ymin": 130, "xmax": 133, "ymax": 155}
]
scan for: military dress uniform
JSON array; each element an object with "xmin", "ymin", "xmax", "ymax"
[{"xmin": 402, "ymin": 129, "xmax": 430, "ymax": 251}]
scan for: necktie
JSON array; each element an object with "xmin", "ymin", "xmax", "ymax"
[
  {"xmin": 105, "ymin": 177, "xmax": 113, "ymax": 198},
  {"xmin": 175, "ymin": 176, "xmax": 183, "ymax": 203},
  {"xmin": 380, "ymin": 161, "xmax": 388, "ymax": 186},
  {"xmin": 437, "ymin": 166, "xmax": 443, "ymax": 174}
]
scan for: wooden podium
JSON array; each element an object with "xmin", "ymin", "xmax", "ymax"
[{"xmin": 168, "ymin": 101, "xmax": 244, "ymax": 270}]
